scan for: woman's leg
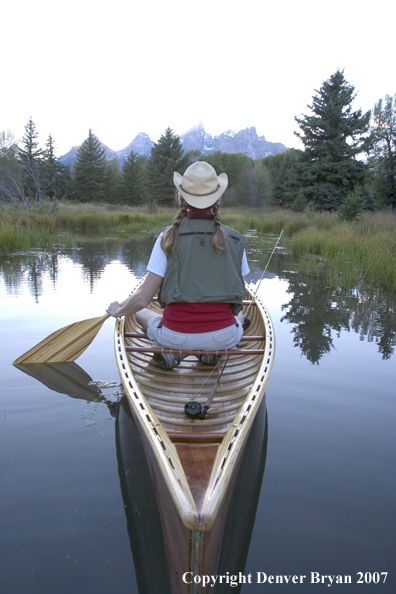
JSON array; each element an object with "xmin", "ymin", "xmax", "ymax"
[{"xmin": 135, "ymin": 308, "xmax": 159, "ymax": 331}]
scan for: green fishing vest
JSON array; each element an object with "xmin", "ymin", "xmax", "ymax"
[{"xmin": 158, "ymin": 216, "xmax": 247, "ymax": 314}]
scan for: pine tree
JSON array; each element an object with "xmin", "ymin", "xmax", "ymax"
[
  {"xmin": 73, "ymin": 129, "xmax": 106, "ymax": 202},
  {"xmin": 368, "ymin": 94, "xmax": 396, "ymax": 209},
  {"xmin": 104, "ymin": 157, "xmax": 125, "ymax": 204},
  {"xmin": 122, "ymin": 151, "xmax": 147, "ymax": 205},
  {"xmin": 148, "ymin": 128, "xmax": 187, "ymax": 206},
  {"xmin": 338, "ymin": 186, "xmax": 365, "ymax": 221},
  {"xmin": 0, "ymin": 130, "xmax": 25, "ymax": 204},
  {"xmin": 18, "ymin": 117, "xmax": 44, "ymax": 204},
  {"xmin": 291, "ymin": 70, "xmax": 371, "ymax": 210},
  {"xmin": 42, "ymin": 134, "xmax": 73, "ymax": 204},
  {"xmin": 261, "ymin": 149, "xmax": 302, "ymax": 207},
  {"xmin": 42, "ymin": 134, "xmax": 57, "ymax": 199}
]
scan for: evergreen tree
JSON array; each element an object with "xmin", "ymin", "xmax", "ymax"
[
  {"xmin": 122, "ymin": 151, "xmax": 147, "ymax": 205},
  {"xmin": 73, "ymin": 129, "xmax": 106, "ymax": 202},
  {"xmin": 291, "ymin": 70, "xmax": 371, "ymax": 210},
  {"xmin": 368, "ymin": 94, "xmax": 396, "ymax": 209},
  {"xmin": 0, "ymin": 130, "xmax": 25, "ymax": 204},
  {"xmin": 42, "ymin": 134, "xmax": 57, "ymax": 199},
  {"xmin": 18, "ymin": 117, "xmax": 44, "ymax": 204},
  {"xmin": 105, "ymin": 157, "xmax": 125, "ymax": 204},
  {"xmin": 239, "ymin": 161, "xmax": 273, "ymax": 207},
  {"xmin": 338, "ymin": 186, "xmax": 365, "ymax": 221},
  {"xmin": 203, "ymin": 151, "xmax": 252, "ymax": 205},
  {"xmin": 262, "ymin": 149, "xmax": 302, "ymax": 207},
  {"xmin": 41, "ymin": 134, "xmax": 73, "ymax": 205},
  {"xmin": 148, "ymin": 128, "xmax": 187, "ymax": 206}
]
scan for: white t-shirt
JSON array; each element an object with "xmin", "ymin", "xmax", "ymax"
[{"xmin": 147, "ymin": 233, "xmax": 250, "ymax": 278}]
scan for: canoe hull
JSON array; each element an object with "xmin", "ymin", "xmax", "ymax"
[{"xmin": 114, "ymin": 283, "xmax": 275, "ymax": 592}]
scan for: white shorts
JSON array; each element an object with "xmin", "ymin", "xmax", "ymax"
[{"xmin": 146, "ymin": 316, "xmax": 244, "ymax": 351}]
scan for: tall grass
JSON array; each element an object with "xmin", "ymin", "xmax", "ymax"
[
  {"xmin": 0, "ymin": 209, "xmax": 58, "ymax": 252},
  {"xmin": 290, "ymin": 216, "xmax": 396, "ymax": 288},
  {"xmin": 0, "ymin": 203, "xmax": 174, "ymax": 252},
  {"xmin": 55, "ymin": 203, "xmax": 174, "ymax": 233},
  {"xmin": 1, "ymin": 202, "xmax": 395, "ymax": 289}
]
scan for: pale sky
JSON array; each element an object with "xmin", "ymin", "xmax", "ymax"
[{"xmin": 1, "ymin": 0, "xmax": 395, "ymax": 157}]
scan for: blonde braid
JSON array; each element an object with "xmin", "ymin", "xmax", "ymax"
[
  {"xmin": 211, "ymin": 201, "xmax": 228, "ymax": 254},
  {"xmin": 160, "ymin": 194, "xmax": 188, "ymax": 255}
]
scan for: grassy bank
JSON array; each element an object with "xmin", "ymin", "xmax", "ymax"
[
  {"xmin": 224, "ymin": 209, "xmax": 396, "ymax": 288},
  {"xmin": 1, "ymin": 202, "xmax": 395, "ymax": 289},
  {"xmin": 289, "ymin": 217, "xmax": 394, "ymax": 286}
]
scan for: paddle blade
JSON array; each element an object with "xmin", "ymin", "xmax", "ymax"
[{"xmin": 13, "ymin": 314, "xmax": 110, "ymax": 364}]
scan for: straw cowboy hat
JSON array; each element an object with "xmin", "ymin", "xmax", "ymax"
[{"xmin": 173, "ymin": 161, "xmax": 228, "ymax": 209}]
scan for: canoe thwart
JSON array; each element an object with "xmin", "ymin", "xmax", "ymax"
[
  {"xmin": 125, "ymin": 346, "xmax": 265, "ymax": 356},
  {"xmin": 168, "ymin": 432, "xmax": 226, "ymax": 444},
  {"xmin": 124, "ymin": 332, "xmax": 266, "ymax": 342}
]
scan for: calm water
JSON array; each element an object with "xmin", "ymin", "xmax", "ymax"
[{"xmin": 0, "ymin": 234, "xmax": 395, "ymax": 593}]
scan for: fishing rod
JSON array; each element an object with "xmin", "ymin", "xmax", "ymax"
[
  {"xmin": 184, "ymin": 229, "xmax": 284, "ymax": 420},
  {"xmin": 244, "ymin": 229, "xmax": 284, "ymax": 322},
  {"xmin": 184, "ymin": 355, "xmax": 229, "ymax": 420}
]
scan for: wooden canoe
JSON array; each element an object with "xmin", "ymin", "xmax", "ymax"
[{"xmin": 113, "ymin": 282, "xmax": 275, "ymax": 593}]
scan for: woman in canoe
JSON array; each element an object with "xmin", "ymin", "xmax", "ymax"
[{"xmin": 106, "ymin": 161, "xmax": 250, "ymax": 369}]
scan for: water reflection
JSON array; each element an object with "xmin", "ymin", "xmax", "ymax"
[
  {"xmin": 0, "ymin": 235, "xmax": 156, "ymax": 298},
  {"xmin": 2, "ymin": 237, "xmax": 395, "ymax": 363},
  {"xmin": 245, "ymin": 238, "xmax": 396, "ymax": 363},
  {"xmin": 279, "ymin": 268, "xmax": 396, "ymax": 363},
  {"xmin": 1, "ymin": 252, "xmax": 60, "ymax": 302},
  {"xmin": 15, "ymin": 361, "xmax": 268, "ymax": 594}
]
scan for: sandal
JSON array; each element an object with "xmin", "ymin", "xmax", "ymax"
[
  {"xmin": 199, "ymin": 355, "xmax": 220, "ymax": 366},
  {"xmin": 154, "ymin": 353, "xmax": 181, "ymax": 370}
]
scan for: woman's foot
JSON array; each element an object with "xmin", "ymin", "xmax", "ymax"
[
  {"xmin": 199, "ymin": 355, "xmax": 220, "ymax": 365},
  {"xmin": 243, "ymin": 317, "xmax": 251, "ymax": 331},
  {"xmin": 154, "ymin": 353, "xmax": 181, "ymax": 370}
]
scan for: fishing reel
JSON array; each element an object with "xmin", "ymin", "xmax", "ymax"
[{"xmin": 184, "ymin": 401, "xmax": 208, "ymax": 420}]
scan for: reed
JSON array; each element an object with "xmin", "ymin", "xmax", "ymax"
[
  {"xmin": 55, "ymin": 203, "xmax": 174, "ymax": 233},
  {"xmin": 0, "ymin": 209, "xmax": 57, "ymax": 253},
  {"xmin": 290, "ymin": 218, "xmax": 396, "ymax": 288},
  {"xmin": 1, "ymin": 202, "xmax": 395, "ymax": 289}
]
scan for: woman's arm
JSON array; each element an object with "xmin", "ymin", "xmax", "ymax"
[{"xmin": 106, "ymin": 272, "xmax": 163, "ymax": 318}]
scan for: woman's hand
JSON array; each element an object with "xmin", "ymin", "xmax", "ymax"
[
  {"xmin": 106, "ymin": 301, "xmax": 123, "ymax": 318},
  {"xmin": 106, "ymin": 272, "xmax": 163, "ymax": 319}
]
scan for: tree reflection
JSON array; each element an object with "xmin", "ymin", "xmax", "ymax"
[
  {"xmin": 70, "ymin": 235, "xmax": 157, "ymax": 292},
  {"xmin": 280, "ymin": 272, "xmax": 350, "ymax": 363},
  {"xmin": 279, "ymin": 266, "xmax": 396, "ymax": 363},
  {"xmin": 0, "ymin": 251, "xmax": 60, "ymax": 302},
  {"xmin": 349, "ymin": 288, "xmax": 396, "ymax": 360},
  {"xmin": 0, "ymin": 234, "xmax": 157, "ymax": 299},
  {"xmin": 1, "ymin": 239, "xmax": 395, "ymax": 363}
]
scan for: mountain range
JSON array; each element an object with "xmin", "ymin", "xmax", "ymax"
[{"xmin": 59, "ymin": 123, "xmax": 288, "ymax": 168}]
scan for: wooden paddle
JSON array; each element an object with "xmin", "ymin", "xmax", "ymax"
[{"xmin": 13, "ymin": 312, "xmax": 114, "ymax": 364}]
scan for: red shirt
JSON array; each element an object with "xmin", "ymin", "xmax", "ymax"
[{"xmin": 162, "ymin": 302, "xmax": 236, "ymax": 333}]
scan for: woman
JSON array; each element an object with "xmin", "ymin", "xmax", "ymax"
[{"xmin": 106, "ymin": 161, "xmax": 250, "ymax": 369}]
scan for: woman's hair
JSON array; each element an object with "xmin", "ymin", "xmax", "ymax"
[{"xmin": 160, "ymin": 193, "xmax": 229, "ymax": 255}]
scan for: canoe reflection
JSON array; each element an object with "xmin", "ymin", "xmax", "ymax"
[{"xmin": 15, "ymin": 362, "xmax": 268, "ymax": 594}]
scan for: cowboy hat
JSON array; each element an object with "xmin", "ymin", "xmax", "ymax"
[{"xmin": 173, "ymin": 161, "xmax": 228, "ymax": 209}]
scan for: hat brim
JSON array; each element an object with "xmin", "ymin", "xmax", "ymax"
[{"xmin": 173, "ymin": 172, "xmax": 228, "ymax": 209}]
